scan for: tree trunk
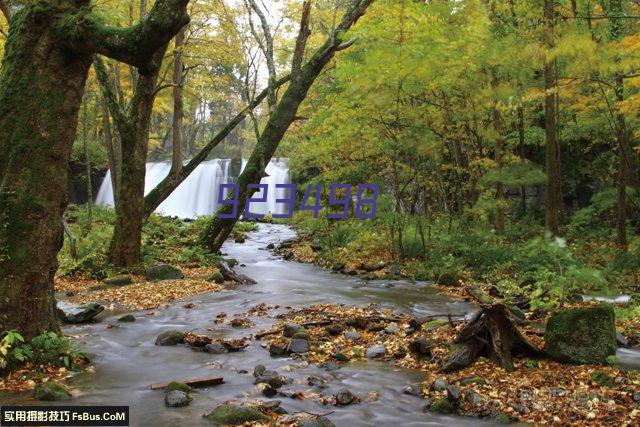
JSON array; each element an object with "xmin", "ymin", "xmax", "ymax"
[
  {"xmin": 170, "ymin": 26, "xmax": 185, "ymax": 175},
  {"xmin": 82, "ymin": 93, "xmax": 93, "ymax": 236},
  {"xmin": 0, "ymin": 6, "xmax": 92, "ymax": 339},
  {"xmin": 543, "ymin": 0, "xmax": 561, "ymax": 235}
]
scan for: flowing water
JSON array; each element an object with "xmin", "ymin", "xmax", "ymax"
[
  {"xmin": 95, "ymin": 160, "xmax": 291, "ymax": 219},
  {"xmin": 2, "ymin": 224, "xmax": 639, "ymax": 426}
]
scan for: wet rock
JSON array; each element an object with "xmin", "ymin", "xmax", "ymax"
[
  {"xmin": 365, "ymin": 344, "xmax": 386, "ymax": 359},
  {"xmin": 117, "ymin": 314, "xmax": 135, "ymax": 322},
  {"xmin": 459, "ymin": 376, "xmax": 485, "ymax": 386},
  {"xmin": 205, "ymin": 342, "xmax": 229, "ymax": 354},
  {"xmin": 508, "ymin": 403, "xmax": 526, "ymax": 414},
  {"xmin": 545, "ymin": 306, "xmax": 616, "ymax": 364},
  {"xmin": 332, "ymin": 263, "xmax": 345, "ymax": 271},
  {"xmin": 260, "ymin": 383, "xmax": 278, "ymax": 397},
  {"xmin": 253, "ymin": 365, "xmax": 266, "ymax": 377},
  {"xmin": 266, "ymin": 243, "xmax": 275, "ymax": 249},
  {"xmin": 310, "ymin": 240, "xmax": 323, "ymax": 252},
  {"xmin": 291, "ymin": 330, "xmax": 310, "ymax": 340},
  {"xmin": 429, "ymin": 397, "xmax": 453, "ymax": 414},
  {"xmin": 446, "ymin": 384, "xmax": 461, "ymax": 403},
  {"xmin": 146, "ymin": 264, "xmax": 184, "ymax": 281},
  {"xmin": 333, "ymin": 352, "xmax": 349, "ymax": 362},
  {"xmin": 437, "ymin": 272, "xmax": 459, "ymax": 287},
  {"xmin": 204, "ymin": 404, "xmax": 270, "ymax": 424},
  {"xmin": 325, "ymin": 323, "xmax": 346, "ymax": 336},
  {"xmin": 466, "ymin": 390, "xmax": 486, "ymax": 407},
  {"xmin": 403, "ymin": 384, "xmax": 422, "ymax": 397},
  {"xmin": 165, "ymin": 381, "xmax": 191, "ymax": 393},
  {"xmin": 590, "ymin": 371, "xmax": 615, "ymax": 387},
  {"xmin": 616, "ymin": 332, "xmax": 630, "ymax": 348},
  {"xmin": 283, "ymin": 250, "xmax": 294, "ymax": 260},
  {"xmin": 207, "ymin": 272, "xmax": 225, "ymax": 283},
  {"xmin": 359, "ymin": 261, "xmax": 387, "ymax": 272},
  {"xmin": 493, "ymin": 412, "xmax": 512, "ymax": 424},
  {"xmin": 254, "ymin": 372, "xmax": 286, "ymax": 389},
  {"xmin": 65, "ymin": 302, "xmax": 104, "ymax": 324},
  {"xmin": 34, "ymin": 382, "xmax": 71, "ymax": 401},
  {"xmin": 155, "ymin": 330, "xmax": 185, "ymax": 346},
  {"xmin": 234, "ymin": 236, "xmax": 246, "ymax": 244},
  {"xmin": 283, "ymin": 323, "xmax": 306, "ymax": 338},
  {"xmin": 430, "ymin": 378, "xmax": 448, "ymax": 392},
  {"xmin": 344, "ymin": 269, "xmax": 358, "ymax": 276},
  {"xmin": 408, "ymin": 338, "xmax": 432, "ymax": 357},
  {"xmin": 384, "ymin": 283, "xmax": 396, "ymax": 288},
  {"xmin": 335, "ymin": 388, "xmax": 355, "ymax": 405},
  {"xmin": 384, "ymin": 323, "xmax": 399, "ymax": 334},
  {"xmin": 299, "ymin": 416, "xmax": 336, "ymax": 427},
  {"xmin": 279, "ymin": 388, "xmax": 298, "ymax": 398},
  {"xmin": 307, "ymin": 375, "xmax": 326, "ymax": 388},
  {"xmin": 269, "ymin": 343, "xmax": 287, "ymax": 357},
  {"xmin": 319, "ymin": 362, "xmax": 341, "ymax": 371},
  {"xmin": 344, "ymin": 331, "xmax": 362, "ymax": 341},
  {"xmin": 289, "ymin": 339, "xmax": 309, "ymax": 354},
  {"xmin": 237, "ymin": 369, "xmax": 248, "ymax": 374},
  {"xmin": 103, "ymin": 274, "xmax": 132, "ymax": 286},
  {"xmin": 165, "ymin": 390, "xmax": 192, "ymax": 407}
]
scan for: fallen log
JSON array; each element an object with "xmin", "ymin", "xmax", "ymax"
[
  {"xmin": 150, "ymin": 376, "xmax": 224, "ymax": 390},
  {"xmin": 409, "ymin": 313, "xmax": 468, "ymax": 329},
  {"xmin": 218, "ymin": 261, "xmax": 257, "ymax": 285}
]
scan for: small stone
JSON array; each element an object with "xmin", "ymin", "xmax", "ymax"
[
  {"xmin": 308, "ymin": 375, "xmax": 326, "ymax": 387},
  {"xmin": 429, "ymin": 397, "xmax": 453, "ymax": 414},
  {"xmin": 253, "ymin": 365, "xmax": 266, "ymax": 377},
  {"xmin": 319, "ymin": 362, "xmax": 341, "ymax": 371},
  {"xmin": 118, "ymin": 314, "xmax": 135, "ymax": 322},
  {"xmin": 335, "ymin": 388, "xmax": 355, "ymax": 405},
  {"xmin": 204, "ymin": 405, "xmax": 270, "ymax": 424},
  {"xmin": 261, "ymin": 383, "xmax": 278, "ymax": 397},
  {"xmin": 300, "ymin": 416, "xmax": 336, "ymax": 427},
  {"xmin": 403, "ymin": 384, "xmax": 422, "ymax": 397},
  {"xmin": 269, "ymin": 343, "xmax": 287, "ymax": 357},
  {"xmin": 289, "ymin": 339, "xmax": 309, "ymax": 354},
  {"xmin": 333, "ymin": 352, "xmax": 349, "ymax": 362},
  {"xmin": 446, "ymin": 384, "xmax": 461, "ymax": 403},
  {"xmin": 266, "ymin": 243, "xmax": 275, "ymax": 249},
  {"xmin": 254, "ymin": 372, "xmax": 286, "ymax": 388},
  {"xmin": 466, "ymin": 391, "xmax": 486, "ymax": 407},
  {"xmin": 165, "ymin": 390, "xmax": 192, "ymax": 407},
  {"xmin": 345, "ymin": 316, "xmax": 367, "ymax": 329},
  {"xmin": 332, "ymin": 263, "xmax": 345, "ymax": 271},
  {"xmin": 283, "ymin": 324, "xmax": 305, "ymax": 338},
  {"xmin": 384, "ymin": 323, "xmax": 399, "ymax": 334},
  {"xmin": 344, "ymin": 331, "xmax": 362, "ymax": 341},
  {"xmin": 430, "ymin": 378, "xmax": 447, "ymax": 392},
  {"xmin": 205, "ymin": 342, "xmax": 229, "ymax": 354},
  {"xmin": 365, "ymin": 344, "xmax": 386, "ymax": 359},
  {"xmin": 325, "ymin": 323, "xmax": 346, "ymax": 336},
  {"xmin": 235, "ymin": 236, "xmax": 246, "ymax": 243},
  {"xmin": 155, "ymin": 330, "xmax": 185, "ymax": 346},
  {"xmin": 34, "ymin": 382, "xmax": 71, "ymax": 401}
]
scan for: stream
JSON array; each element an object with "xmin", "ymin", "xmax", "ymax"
[{"xmin": 2, "ymin": 224, "xmax": 639, "ymax": 426}]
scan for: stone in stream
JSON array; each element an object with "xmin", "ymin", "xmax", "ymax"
[
  {"xmin": 332, "ymin": 263, "xmax": 345, "ymax": 272},
  {"xmin": 288, "ymin": 339, "xmax": 309, "ymax": 354},
  {"xmin": 307, "ymin": 375, "xmax": 327, "ymax": 388},
  {"xmin": 165, "ymin": 390, "xmax": 192, "ymax": 407},
  {"xmin": 283, "ymin": 323, "xmax": 306, "ymax": 338},
  {"xmin": 64, "ymin": 302, "xmax": 104, "ymax": 324},
  {"xmin": 269, "ymin": 343, "xmax": 287, "ymax": 357},
  {"xmin": 344, "ymin": 331, "xmax": 362, "ymax": 341},
  {"xmin": 205, "ymin": 342, "xmax": 229, "ymax": 354},
  {"xmin": 266, "ymin": 243, "xmax": 275, "ymax": 249},
  {"xmin": 616, "ymin": 332, "xmax": 630, "ymax": 348},
  {"xmin": 34, "ymin": 382, "xmax": 71, "ymax": 401},
  {"xmin": 365, "ymin": 344, "xmax": 386, "ymax": 359},
  {"xmin": 544, "ymin": 306, "xmax": 616, "ymax": 364},
  {"xmin": 429, "ymin": 397, "xmax": 453, "ymax": 414},
  {"xmin": 318, "ymin": 362, "xmax": 341, "ymax": 371},
  {"xmin": 145, "ymin": 264, "xmax": 184, "ymax": 281},
  {"xmin": 253, "ymin": 365, "xmax": 266, "ymax": 378},
  {"xmin": 204, "ymin": 404, "xmax": 270, "ymax": 424},
  {"xmin": 164, "ymin": 381, "xmax": 191, "ymax": 393},
  {"xmin": 234, "ymin": 235, "xmax": 246, "ymax": 244},
  {"xmin": 259, "ymin": 383, "xmax": 278, "ymax": 397},
  {"xmin": 155, "ymin": 330, "xmax": 185, "ymax": 346},
  {"xmin": 403, "ymin": 384, "xmax": 422, "ymax": 397},
  {"xmin": 335, "ymin": 388, "xmax": 356, "ymax": 405},
  {"xmin": 118, "ymin": 314, "xmax": 135, "ymax": 322},
  {"xmin": 103, "ymin": 274, "xmax": 132, "ymax": 286},
  {"xmin": 254, "ymin": 371, "xmax": 286, "ymax": 389},
  {"xmin": 299, "ymin": 416, "xmax": 336, "ymax": 427}
]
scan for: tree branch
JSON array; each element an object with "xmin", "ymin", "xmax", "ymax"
[
  {"xmin": 68, "ymin": 0, "xmax": 190, "ymax": 74},
  {"xmin": 291, "ymin": 0, "xmax": 312, "ymax": 76},
  {"xmin": 93, "ymin": 57, "xmax": 127, "ymax": 132}
]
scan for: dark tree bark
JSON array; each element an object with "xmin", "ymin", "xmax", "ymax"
[
  {"xmin": 201, "ymin": 0, "xmax": 374, "ymax": 252},
  {"xmin": 0, "ymin": 0, "xmax": 190, "ymax": 339},
  {"xmin": 171, "ymin": 26, "xmax": 185, "ymax": 175}
]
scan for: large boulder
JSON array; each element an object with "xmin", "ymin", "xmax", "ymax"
[
  {"xmin": 544, "ymin": 306, "xmax": 616, "ymax": 364},
  {"xmin": 34, "ymin": 382, "xmax": 71, "ymax": 401},
  {"xmin": 146, "ymin": 264, "xmax": 184, "ymax": 281},
  {"xmin": 204, "ymin": 404, "xmax": 270, "ymax": 424},
  {"xmin": 65, "ymin": 302, "xmax": 104, "ymax": 324}
]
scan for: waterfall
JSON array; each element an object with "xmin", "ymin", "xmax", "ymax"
[{"xmin": 95, "ymin": 159, "xmax": 291, "ymax": 219}]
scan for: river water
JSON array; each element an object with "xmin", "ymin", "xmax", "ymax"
[{"xmin": 2, "ymin": 224, "xmax": 638, "ymax": 426}]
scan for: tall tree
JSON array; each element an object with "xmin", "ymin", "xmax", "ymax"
[{"xmin": 0, "ymin": 0, "xmax": 190, "ymax": 339}]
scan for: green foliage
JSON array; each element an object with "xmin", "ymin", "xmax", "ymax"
[{"xmin": 1, "ymin": 331, "xmax": 86, "ymax": 373}]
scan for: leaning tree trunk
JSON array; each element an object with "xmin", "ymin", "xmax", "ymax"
[
  {"xmin": 0, "ymin": 7, "xmax": 92, "ymax": 338},
  {"xmin": 0, "ymin": 0, "xmax": 189, "ymax": 338}
]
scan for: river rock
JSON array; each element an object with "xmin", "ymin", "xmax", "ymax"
[
  {"xmin": 388, "ymin": 265, "xmax": 401, "ymax": 275},
  {"xmin": 234, "ymin": 235, "xmax": 246, "ymax": 243},
  {"xmin": 409, "ymin": 338, "xmax": 432, "ymax": 357},
  {"xmin": 446, "ymin": 384, "xmax": 461, "ymax": 403},
  {"xmin": 260, "ymin": 383, "xmax": 278, "ymax": 397},
  {"xmin": 266, "ymin": 243, "xmax": 275, "ymax": 249},
  {"xmin": 403, "ymin": 384, "xmax": 422, "ymax": 397},
  {"xmin": 165, "ymin": 381, "xmax": 191, "ymax": 393},
  {"xmin": 165, "ymin": 390, "xmax": 192, "ymax": 407},
  {"xmin": 269, "ymin": 343, "xmax": 287, "ymax": 357},
  {"xmin": 335, "ymin": 388, "xmax": 355, "ymax": 405},
  {"xmin": 466, "ymin": 390, "xmax": 486, "ymax": 407},
  {"xmin": 299, "ymin": 416, "xmax": 335, "ymax": 427},
  {"xmin": 118, "ymin": 314, "xmax": 135, "ymax": 322},
  {"xmin": 325, "ymin": 323, "xmax": 346, "ymax": 336},
  {"xmin": 155, "ymin": 330, "xmax": 185, "ymax": 346},
  {"xmin": 430, "ymin": 378, "xmax": 448, "ymax": 392},
  {"xmin": 310, "ymin": 240, "xmax": 323, "ymax": 252},
  {"xmin": 429, "ymin": 397, "xmax": 453, "ymax": 414},
  {"xmin": 283, "ymin": 323, "xmax": 306, "ymax": 338},
  {"xmin": 204, "ymin": 404, "xmax": 270, "ymax": 424},
  {"xmin": 384, "ymin": 323, "xmax": 399, "ymax": 334},
  {"xmin": 333, "ymin": 352, "xmax": 349, "ymax": 362},
  {"xmin": 318, "ymin": 362, "xmax": 341, "ymax": 371},
  {"xmin": 254, "ymin": 371, "xmax": 286, "ymax": 388},
  {"xmin": 205, "ymin": 342, "xmax": 229, "ymax": 354},
  {"xmin": 544, "ymin": 306, "xmax": 616, "ymax": 364},
  {"xmin": 616, "ymin": 332, "xmax": 630, "ymax": 348},
  {"xmin": 253, "ymin": 365, "xmax": 266, "ymax": 377},
  {"xmin": 307, "ymin": 375, "xmax": 326, "ymax": 388},
  {"xmin": 289, "ymin": 339, "xmax": 309, "ymax": 354},
  {"xmin": 291, "ymin": 330, "xmax": 310, "ymax": 340},
  {"xmin": 103, "ymin": 274, "xmax": 132, "ymax": 286},
  {"xmin": 332, "ymin": 263, "xmax": 345, "ymax": 271},
  {"xmin": 437, "ymin": 272, "xmax": 459, "ymax": 287},
  {"xmin": 344, "ymin": 331, "xmax": 362, "ymax": 341},
  {"xmin": 365, "ymin": 344, "xmax": 386, "ymax": 359},
  {"xmin": 145, "ymin": 264, "xmax": 184, "ymax": 281},
  {"xmin": 65, "ymin": 302, "xmax": 104, "ymax": 324},
  {"xmin": 34, "ymin": 382, "xmax": 71, "ymax": 401}
]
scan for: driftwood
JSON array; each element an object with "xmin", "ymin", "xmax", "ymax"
[
  {"xmin": 441, "ymin": 286, "xmax": 539, "ymax": 373},
  {"xmin": 218, "ymin": 261, "xmax": 257, "ymax": 285},
  {"xmin": 254, "ymin": 314, "xmax": 404, "ymax": 339},
  {"xmin": 409, "ymin": 313, "xmax": 468, "ymax": 329},
  {"xmin": 149, "ymin": 376, "xmax": 224, "ymax": 390}
]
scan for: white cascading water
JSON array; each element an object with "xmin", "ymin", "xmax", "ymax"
[{"xmin": 95, "ymin": 159, "xmax": 291, "ymax": 219}]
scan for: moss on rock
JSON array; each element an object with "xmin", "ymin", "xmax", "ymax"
[
  {"xmin": 204, "ymin": 404, "xmax": 270, "ymax": 424},
  {"xmin": 34, "ymin": 382, "xmax": 71, "ymax": 401}
]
